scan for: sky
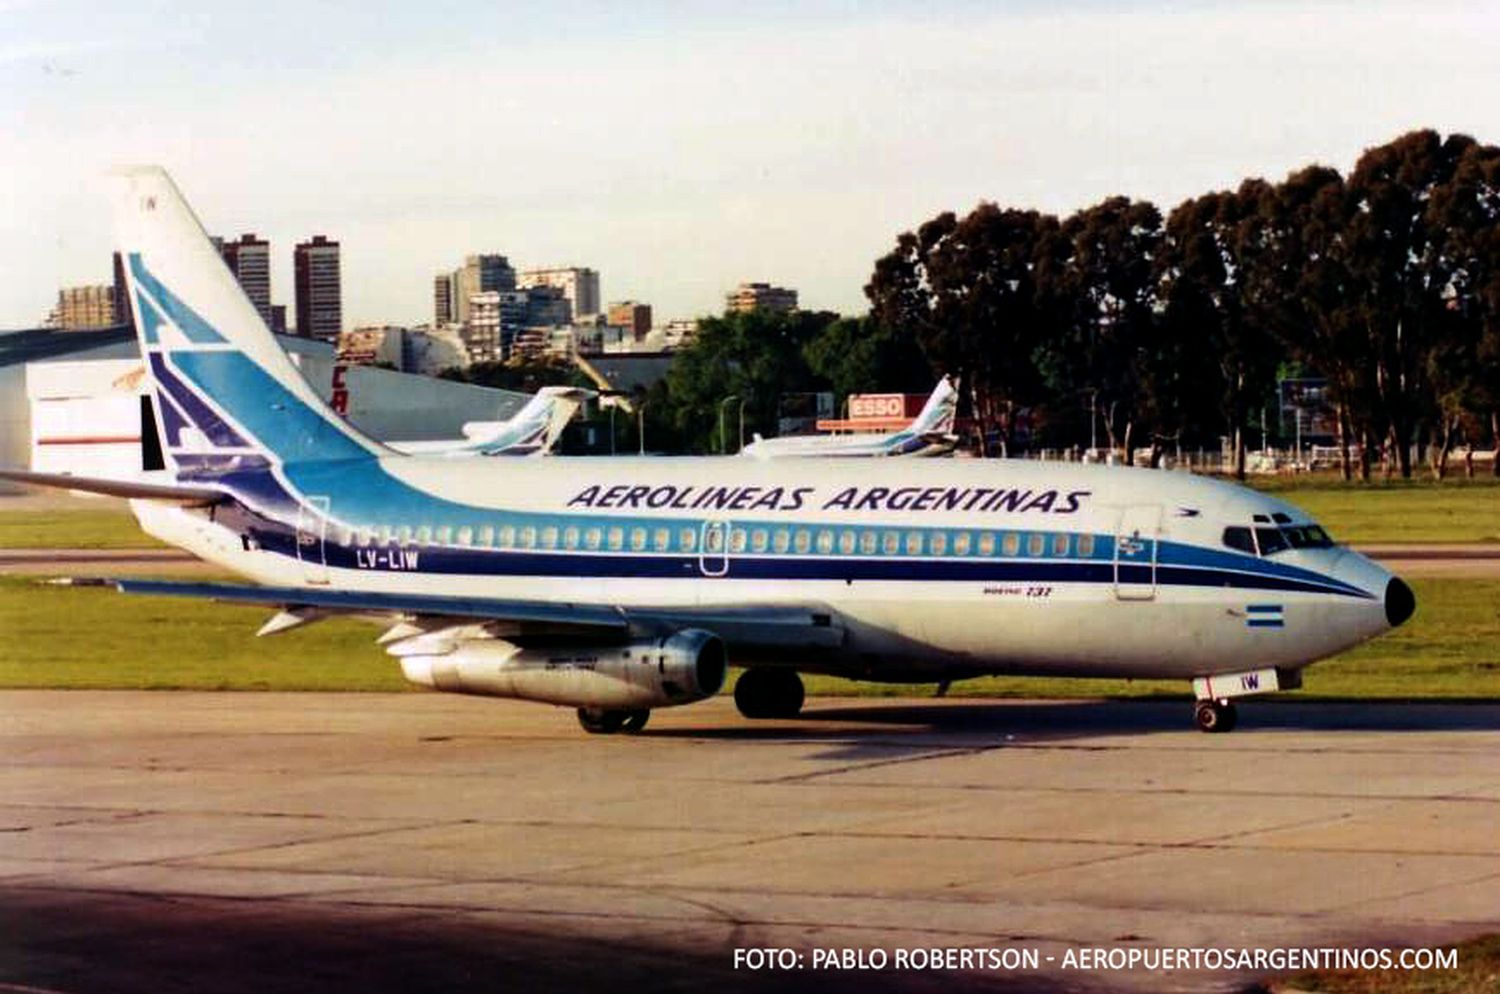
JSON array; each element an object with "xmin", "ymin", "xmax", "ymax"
[{"xmin": 4, "ymin": 0, "xmax": 1500, "ymax": 330}]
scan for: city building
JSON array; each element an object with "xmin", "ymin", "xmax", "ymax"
[
  {"xmin": 219, "ymin": 233, "xmax": 272, "ymax": 326},
  {"xmin": 436, "ymin": 254, "xmax": 517, "ymax": 328},
  {"xmin": 433, "ymin": 274, "xmax": 453, "ymax": 326},
  {"xmin": 726, "ymin": 281, "xmax": 798, "ymax": 314},
  {"xmin": 294, "ymin": 235, "xmax": 342, "ymax": 340},
  {"xmin": 111, "ymin": 253, "xmax": 128, "ymax": 327},
  {"xmin": 48, "ymin": 285, "xmax": 117, "ymax": 330},
  {"xmin": 525, "ymin": 284, "xmax": 572, "ymax": 328},
  {"xmin": 519, "ymin": 267, "xmax": 600, "ymax": 320},
  {"xmin": 607, "ymin": 300, "xmax": 652, "ymax": 341},
  {"xmin": 661, "ymin": 318, "xmax": 699, "ymax": 350}
]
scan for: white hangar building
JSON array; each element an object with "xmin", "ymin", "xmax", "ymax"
[{"xmin": 0, "ymin": 327, "xmax": 528, "ymax": 492}]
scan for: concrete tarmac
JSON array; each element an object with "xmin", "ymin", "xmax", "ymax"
[{"xmin": 2, "ymin": 691, "xmax": 1498, "ymax": 993}]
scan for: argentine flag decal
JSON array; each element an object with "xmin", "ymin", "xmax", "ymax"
[{"xmin": 1246, "ymin": 604, "xmax": 1285, "ymax": 629}]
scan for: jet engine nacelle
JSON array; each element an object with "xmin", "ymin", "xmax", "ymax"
[{"xmin": 394, "ymin": 628, "xmax": 727, "ymax": 710}]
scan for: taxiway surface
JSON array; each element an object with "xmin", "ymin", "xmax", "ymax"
[{"xmin": 2, "ymin": 691, "xmax": 1498, "ymax": 993}]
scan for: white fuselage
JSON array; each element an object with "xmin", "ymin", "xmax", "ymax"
[{"xmin": 133, "ymin": 454, "xmax": 1396, "ymax": 682}]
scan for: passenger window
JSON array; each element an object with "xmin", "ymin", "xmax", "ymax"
[
  {"xmin": 564, "ymin": 526, "xmax": 580, "ymax": 549},
  {"xmin": 978, "ymin": 533, "xmax": 996, "ymax": 556},
  {"xmin": 380, "ymin": 524, "xmax": 394, "ymax": 545},
  {"xmin": 1052, "ymin": 533, "xmax": 1070, "ymax": 557},
  {"xmin": 518, "ymin": 526, "xmax": 536, "ymax": 549},
  {"xmin": 816, "ymin": 530, "xmax": 834, "ymax": 554},
  {"xmin": 751, "ymin": 529, "xmax": 769, "ymax": 553},
  {"xmin": 859, "ymin": 531, "xmax": 877, "ymax": 555},
  {"xmin": 628, "ymin": 527, "xmax": 645, "ymax": 551},
  {"xmin": 397, "ymin": 525, "xmax": 413, "ymax": 544},
  {"xmin": 1077, "ymin": 533, "xmax": 1095, "ymax": 557},
  {"xmin": 904, "ymin": 531, "xmax": 923, "ymax": 555},
  {"xmin": 730, "ymin": 528, "xmax": 748, "ymax": 553},
  {"xmin": 1002, "ymin": 533, "xmax": 1020, "ymax": 557},
  {"xmin": 585, "ymin": 527, "xmax": 602, "ymax": 550},
  {"xmin": 654, "ymin": 527, "xmax": 671, "ymax": 551},
  {"xmin": 930, "ymin": 532, "xmax": 947, "ymax": 556},
  {"xmin": 1027, "ymin": 533, "xmax": 1044, "ymax": 557},
  {"xmin": 435, "ymin": 525, "xmax": 451, "ymax": 544},
  {"xmin": 1255, "ymin": 527, "xmax": 1289, "ymax": 556},
  {"xmin": 540, "ymin": 526, "xmax": 559, "ymax": 549},
  {"xmin": 794, "ymin": 529, "xmax": 812, "ymax": 554},
  {"xmin": 606, "ymin": 526, "xmax": 623, "ymax": 551},
  {"xmin": 881, "ymin": 531, "xmax": 900, "ymax": 555},
  {"xmin": 416, "ymin": 525, "xmax": 432, "ymax": 544},
  {"xmin": 455, "ymin": 526, "xmax": 471, "ymax": 546},
  {"xmin": 772, "ymin": 529, "xmax": 791, "ymax": 553},
  {"xmin": 1222, "ymin": 527, "xmax": 1255, "ymax": 555},
  {"xmin": 498, "ymin": 525, "xmax": 515, "ymax": 547},
  {"xmin": 679, "ymin": 527, "xmax": 697, "ymax": 552},
  {"xmin": 953, "ymin": 532, "xmax": 972, "ymax": 556}
]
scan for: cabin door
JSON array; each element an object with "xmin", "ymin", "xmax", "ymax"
[
  {"xmin": 699, "ymin": 519, "xmax": 730, "ymax": 577},
  {"xmin": 296, "ymin": 495, "xmax": 331, "ymax": 585},
  {"xmin": 1113, "ymin": 505, "xmax": 1160, "ymax": 601}
]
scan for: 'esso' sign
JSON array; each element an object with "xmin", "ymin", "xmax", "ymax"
[{"xmin": 849, "ymin": 394, "xmax": 905, "ymax": 418}]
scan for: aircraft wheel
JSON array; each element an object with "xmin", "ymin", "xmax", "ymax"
[
  {"xmin": 620, "ymin": 709, "xmax": 651, "ymax": 734},
  {"xmin": 577, "ymin": 707, "xmax": 627, "ymax": 734},
  {"xmin": 1193, "ymin": 699, "xmax": 1237, "ymax": 734},
  {"xmin": 735, "ymin": 668, "xmax": 804, "ymax": 719}
]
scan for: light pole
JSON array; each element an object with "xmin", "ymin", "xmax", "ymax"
[
  {"xmin": 719, "ymin": 394, "xmax": 740, "ymax": 454},
  {"xmin": 637, "ymin": 398, "xmax": 648, "ymax": 456}
]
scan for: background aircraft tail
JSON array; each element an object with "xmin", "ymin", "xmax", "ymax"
[
  {"xmin": 114, "ymin": 166, "xmax": 384, "ymax": 474},
  {"xmin": 910, "ymin": 376, "xmax": 959, "ymax": 435}
]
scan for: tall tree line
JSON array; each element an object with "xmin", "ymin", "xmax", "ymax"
[{"xmin": 865, "ymin": 129, "xmax": 1500, "ymax": 479}]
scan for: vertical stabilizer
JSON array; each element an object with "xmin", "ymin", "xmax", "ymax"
[{"xmin": 113, "ymin": 166, "xmax": 383, "ymax": 472}]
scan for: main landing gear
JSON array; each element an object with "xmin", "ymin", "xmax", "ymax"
[
  {"xmin": 1193, "ymin": 699, "xmax": 1237, "ymax": 734},
  {"xmin": 734, "ymin": 668, "xmax": 805, "ymax": 719},
  {"xmin": 576, "ymin": 707, "xmax": 651, "ymax": 734}
]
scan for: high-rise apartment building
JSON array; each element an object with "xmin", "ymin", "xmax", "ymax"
[
  {"xmin": 518, "ymin": 267, "xmax": 600, "ymax": 320},
  {"xmin": 220, "ymin": 233, "xmax": 272, "ymax": 326},
  {"xmin": 49, "ymin": 285, "xmax": 117, "ymax": 330},
  {"xmin": 111, "ymin": 252, "xmax": 128, "ymax": 326},
  {"xmin": 726, "ymin": 282, "xmax": 798, "ymax": 314},
  {"xmin": 434, "ymin": 254, "xmax": 517, "ymax": 328},
  {"xmin": 606, "ymin": 300, "xmax": 652, "ymax": 341},
  {"xmin": 294, "ymin": 235, "xmax": 342, "ymax": 340}
]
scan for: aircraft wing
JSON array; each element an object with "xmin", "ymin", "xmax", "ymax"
[
  {"xmin": 114, "ymin": 579, "xmax": 845, "ymax": 650},
  {"xmin": 0, "ymin": 468, "xmax": 223, "ymax": 504}
]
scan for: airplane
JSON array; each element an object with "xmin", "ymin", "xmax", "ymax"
[
  {"xmin": 741, "ymin": 376, "xmax": 959, "ymax": 458},
  {"xmin": 0, "ymin": 167, "xmax": 1415, "ymax": 736},
  {"xmin": 389, "ymin": 385, "xmax": 594, "ymax": 457}
]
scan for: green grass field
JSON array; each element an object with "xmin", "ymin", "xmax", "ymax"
[
  {"xmin": 1251, "ymin": 476, "xmax": 1500, "ymax": 544},
  {"xmin": 3, "ymin": 575, "xmax": 1496, "ymax": 699},
  {"xmin": 0, "ymin": 509, "xmax": 165, "ymax": 550}
]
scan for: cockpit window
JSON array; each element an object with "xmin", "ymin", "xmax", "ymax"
[
  {"xmin": 1282, "ymin": 524, "xmax": 1335, "ymax": 549},
  {"xmin": 1255, "ymin": 527, "xmax": 1290, "ymax": 555},
  {"xmin": 1271, "ymin": 512, "xmax": 1291, "ymax": 524},
  {"xmin": 1222, "ymin": 527, "xmax": 1255, "ymax": 554}
]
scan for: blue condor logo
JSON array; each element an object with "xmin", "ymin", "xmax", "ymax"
[{"xmin": 566, "ymin": 484, "xmax": 1091, "ymax": 515}]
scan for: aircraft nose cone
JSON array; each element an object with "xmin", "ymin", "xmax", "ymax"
[{"xmin": 1385, "ymin": 576, "xmax": 1416, "ymax": 628}]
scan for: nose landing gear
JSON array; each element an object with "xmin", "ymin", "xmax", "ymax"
[{"xmin": 1193, "ymin": 699, "xmax": 1237, "ymax": 734}]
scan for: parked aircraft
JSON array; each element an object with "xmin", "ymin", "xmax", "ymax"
[
  {"xmin": 390, "ymin": 385, "xmax": 593, "ymax": 457},
  {"xmin": 0, "ymin": 168, "xmax": 1415, "ymax": 734},
  {"xmin": 741, "ymin": 377, "xmax": 959, "ymax": 458}
]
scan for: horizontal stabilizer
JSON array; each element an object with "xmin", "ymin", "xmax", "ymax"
[{"xmin": 0, "ymin": 468, "xmax": 223, "ymax": 504}]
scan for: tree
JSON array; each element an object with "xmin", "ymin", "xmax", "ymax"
[
  {"xmin": 1035, "ymin": 197, "xmax": 1163, "ymax": 464},
  {"xmin": 867, "ymin": 205, "xmax": 1057, "ymax": 453},
  {"xmin": 1154, "ymin": 185, "xmax": 1278, "ymax": 477},
  {"xmin": 655, "ymin": 309, "xmax": 836, "ymax": 453},
  {"xmin": 802, "ymin": 315, "xmax": 932, "ymax": 402}
]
